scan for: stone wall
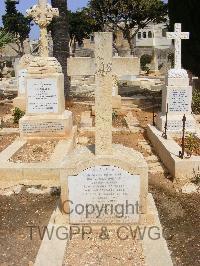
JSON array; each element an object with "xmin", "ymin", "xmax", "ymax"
[
  {"xmin": 70, "ymin": 75, "xmax": 96, "ymax": 98},
  {"xmin": 134, "ymin": 47, "xmax": 173, "ymax": 74}
]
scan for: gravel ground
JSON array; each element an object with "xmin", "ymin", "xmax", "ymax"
[
  {"xmin": 63, "ymin": 227, "xmax": 145, "ymax": 266},
  {"xmin": 0, "ymin": 188, "xmax": 59, "ymax": 266},
  {"xmin": 9, "ymin": 140, "xmax": 58, "ymax": 163},
  {"xmin": 0, "ymin": 134, "xmax": 18, "ymax": 153}
]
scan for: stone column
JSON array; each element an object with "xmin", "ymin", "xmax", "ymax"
[{"xmin": 95, "ymin": 32, "xmax": 113, "ymax": 156}]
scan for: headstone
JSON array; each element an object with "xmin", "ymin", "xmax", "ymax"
[
  {"xmin": 60, "ymin": 33, "xmax": 150, "ymax": 225},
  {"xmin": 80, "ymin": 111, "xmax": 93, "ymax": 128},
  {"xmin": 13, "ymin": 54, "xmax": 33, "ymax": 111},
  {"xmin": 19, "ymin": 1, "xmax": 75, "ymax": 140},
  {"xmin": 156, "ymin": 23, "xmax": 196, "ymax": 132},
  {"xmin": 68, "ymin": 165, "xmax": 140, "ymax": 223},
  {"xmin": 112, "ymin": 75, "xmax": 121, "ymax": 109}
]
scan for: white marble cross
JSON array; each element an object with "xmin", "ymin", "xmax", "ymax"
[
  {"xmin": 167, "ymin": 23, "xmax": 189, "ymax": 70},
  {"xmin": 27, "ymin": 0, "xmax": 59, "ymax": 57}
]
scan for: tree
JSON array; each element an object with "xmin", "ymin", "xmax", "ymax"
[
  {"xmin": 51, "ymin": 0, "xmax": 70, "ymax": 99},
  {"xmin": 2, "ymin": 0, "xmax": 31, "ymax": 55},
  {"xmin": 168, "ymin": 0, "xmax": 200, "ymax": 76},
  {"xmin": 0, "ymin": 29, "xmax": 14, "ymax": 50},
  {"xmin": 88, "ymin": 0, "xmax": 167, "ymax": 54},
  {"xmin": 68, "ymin": 9, "xmax": 99, "ymax": 53}
]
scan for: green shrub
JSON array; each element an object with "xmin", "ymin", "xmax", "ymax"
[
  {"xmin": 192, "ymin": 167, "xmax": 200, "ymax": 185},
  {"xmin": 10, "ymin": 70, "xmax": 15, "ymax": 77},
  {"xmin": 5, "ymin": 60, "xmax": 13, "ymax": 68},
  {"xmin": 140, "ymin": 54, "xmax": 152, "ymax": 73},
  {"xmin": 13, "ymin": 107, "xmax": 25, "ymax": 124},
  {"xmin": 192, "ymin": 88, "xmax": 200, "ymax": 114},
  {"xmin": 185, "ymin": 133, "xmax": 199, "ymax": 156},
  {"xmin": 112, "ymin": 110, "xmax": 118, "ymax": 120}
]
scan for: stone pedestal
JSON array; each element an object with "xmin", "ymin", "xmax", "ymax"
[
  {"xmin": 156, "ymin": 69, "xmax": 196, "ymax": 132},
  {"xmin": 13, "ymin": 54, "xmax": 33, "ymax": 111},
  {"xmin": 19, "ymin": 57, "xmax": 74, "ymax": 139},
  {"xmin": 20, "ymin": 110, "xmax": 73, "ymax": 139}
]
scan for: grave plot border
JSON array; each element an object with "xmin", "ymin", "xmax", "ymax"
[
  {"xmin": 0, "ymin": 127, "xmax": 77, "ymax": 186},
  {"xmin": 147, "ymin": 124, "xmax": 200, "ymax": 184},
  {"xmin": 33, "ymin": 193, "xmax": 173, "ymax": 266}
]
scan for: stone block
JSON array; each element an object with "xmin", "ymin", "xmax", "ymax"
[
  {"xmin": 19, "ymin": 110, "xmax": 73, "ymax": 139},
  {"xmin": 156, "ymin": 113, "xmax": 196, "ymax": 132},
  {"xmin": 112, "ymin": 95, "xmax": 121, "ymax": 109},
  {"xmin": 68, "ymin": 56, "xmax": 140, "ymax": 77}
]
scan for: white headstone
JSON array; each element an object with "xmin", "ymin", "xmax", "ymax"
[
  {"xmin": 18, "ymin": 69, "xmax": 28, "ymax": 94},
  {"xmin": 68, "ymin": 165, "xmax": 140, "ymax": 224},
  {"xmin": 27, "ymin": 78, "xmax": 58, "ymax": 114}
]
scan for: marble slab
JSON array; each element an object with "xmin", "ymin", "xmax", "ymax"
[
  {"xmin": 27, "ymin": 78, "xmax": 58, "ymax": 114},
  {"xmin": 68, "ymin": 165, "xmax": 140, "ymax": 224},
  {"xmin": 168, "ymin": 87, "xmax": 191, "ymax": 113},
  {"xmin": 21, "ymin": 121, "xmax": 65, "ymax": 134}
]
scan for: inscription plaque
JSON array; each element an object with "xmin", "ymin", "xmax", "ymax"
[
  {"xmin": 167, "ymin": 119, "xmax": 195, "ymax": 131},
  {"xmin": 27, "ymin": 78, "xmax": 58, "ymax": 113},
  {"xmin": 22, "ymin": 121, "xmax": 65, "ymax": 133},
  {"xmin": 168, "ymin": 88, "xmax": 190, "ymax": 112},
  {"xmin": 68, "ymin": 165, "xmax": 140, "ymax": 224},
  {"xmin": 18, "ymin": 69, "xmax": 27, "ymax": 94}
]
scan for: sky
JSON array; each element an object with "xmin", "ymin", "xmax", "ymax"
[{"xmin": 0, "ymin": 0, "xmax": 89, "ymax": 40}]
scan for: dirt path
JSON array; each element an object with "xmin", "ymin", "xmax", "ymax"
[{"xmin": 0, "ymin": 188, "xmax": 59, "ymax": 266}]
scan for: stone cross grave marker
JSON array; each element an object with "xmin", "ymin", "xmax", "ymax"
[
  {"xmin": 60, "ymin": 33, "xmax": 149, "ymax": 225},
  {"xmin": 19, "ymin": 0, "xmax": 75, "ymax": 140},
  {"xmin": 95, "ymin": 32, "xmax": 113, "ymax": 155},
  {"xmin": 27, "ymin": 0, "xmax": 59, "ymax": 57},
  {"xmin": 156, "ymin": 23, "xmax": 196, "ymax": 132},
  {"xmin": 167, "ymin": 23, "xmax": 189, "ymax": 70}
]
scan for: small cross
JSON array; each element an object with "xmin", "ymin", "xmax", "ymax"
[
  {"xmin": 167, "ymin": 23, "xmax": 189, "ymax": 70},
  {"xmin": 27, "ymin": 0, "xmax": 59, "ymax": 57}
]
